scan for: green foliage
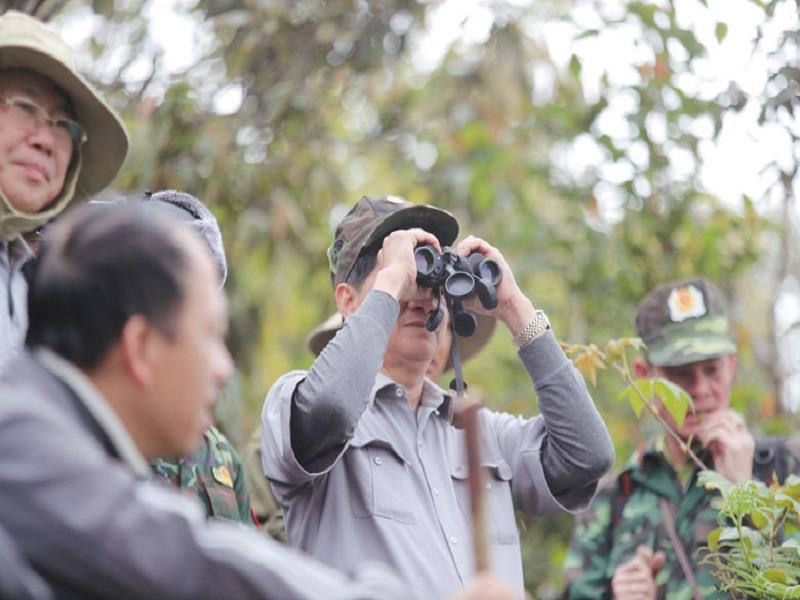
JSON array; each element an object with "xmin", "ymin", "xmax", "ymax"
[
  {"xmin": 700, "ymin": 472, "xmax": 800, "ymax": 598},
  {"xmin": 565, "ymin": 337, "xmax": 701, "ymax": 467}
]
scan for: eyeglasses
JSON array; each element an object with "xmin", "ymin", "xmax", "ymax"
[{"xmin": 0, "ymin": 97, "xmax": 87, "ymax": 153}]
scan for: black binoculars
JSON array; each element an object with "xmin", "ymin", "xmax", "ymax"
[{"xmin": 414, "ymin": 245, "xmax": 502, "ymax": 336}]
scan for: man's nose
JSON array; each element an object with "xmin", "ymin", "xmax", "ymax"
[
  {"xmin": 216, "ymin": 345, "xmax": 234, "ymax": 385},
  {"xmin": 408, "ymin": 287, "xmax": 435, "ymax": 311},
  {"xmin": 28, "ymin": 123, "xmax": 56, "ymax": 156},
  {"xmin": 687, "ymin": 373, "xmax": 713, "ymax": 403}
]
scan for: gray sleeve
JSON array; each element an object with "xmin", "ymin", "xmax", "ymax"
[
  {"xmin": 290, "ymin": 290, "xmax": 399, "ymax": 471},
  {"xmin": 518, "ymin": 330, "xmax": 614, "ymax": 499},
  {"xmin": 0, "ymin": 399, "xmax": 409, "ymax": 600}
]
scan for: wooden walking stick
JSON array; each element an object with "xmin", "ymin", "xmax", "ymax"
[{"xmin": 448, "ymin": 312, "xmax": 489, "ymax": 573}]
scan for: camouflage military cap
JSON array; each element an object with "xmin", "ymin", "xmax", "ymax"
[
  {"xmin": 327, "ymin": 195, "xmax": 459, "ymax": 287},
  {"xmin": 635, "ymin": 277, "xmax": 736, "ymax": 367}
]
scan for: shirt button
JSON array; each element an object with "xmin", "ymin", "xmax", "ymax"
[
  {"xmin": 395, "ymin": 388, "xmax": 403, "ymax": 397},
  {"xmin": 433, "ymin": 487, "xmax": 440, "ymax": 496},
  {"xmin": 485, "ymin": 482, "xmax": 492, "ymax": 491},
  {"xmin": 374, "ymin": 457, "xmax": 383, "ymax": 465},
  {"xmin": 449, "ymin": 536, "xmax": 458, "ymax": 544}
]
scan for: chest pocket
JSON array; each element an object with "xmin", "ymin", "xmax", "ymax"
[
  {"xmin": 451, "ymin": 459, "xmax": 519, "ymax": 545},
  {"xmin": 198, "ymin": 472, "xmax": 242, "ymax": 522},
  {"xmin": 348, "ymin": 436, "xmax": 417, "ymax": 525}
]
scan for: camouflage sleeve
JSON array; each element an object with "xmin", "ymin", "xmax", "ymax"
[
  {"xmin": 242, "ymin": 426, "xmax": 288, "ymax": 542},
  {"xmin": 204, "ymin": 426, "xmax": 255, "ymax": 526},
  {"xmin": 149, "ymin": 457, "xmax": 180, "ymax": 486},
  {"xmin": 229, "ymin": 443, "xmax": 253, "ymax": 523},
  {"xmin": 563, "ymin": 483, "xmax": 615, "ymax": 599}
]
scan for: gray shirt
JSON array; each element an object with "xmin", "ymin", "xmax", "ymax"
[
  {"xmin": 261, "ymin": 290, "xmax": 614, "ymax": 600},
  {"xmin": 0, "ymin": 350, "xmax": 408, "ymax": 600},
  {"xmin": 0, "ymin": 236, "xmax": 33, "ymax": 373}
]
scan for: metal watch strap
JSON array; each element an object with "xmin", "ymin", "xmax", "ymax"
[{"xmin": 512, "ymin": 309, "xmax": 550, "ymax": 348}]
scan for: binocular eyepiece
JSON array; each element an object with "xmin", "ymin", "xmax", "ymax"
[{"xmin": 413, "ymin": 245, "xmax": 502, "ymax": 337}]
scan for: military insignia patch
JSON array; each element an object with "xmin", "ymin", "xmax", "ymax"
[
  {"xmin": 211, "ymin": 465, "xmax": 234, "ymax": 488},
  {"xmin": 667, "ymin": 284, "xmax": 706, "ymax": 322}
]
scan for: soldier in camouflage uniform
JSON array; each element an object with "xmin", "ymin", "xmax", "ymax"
[
  {"xmin": 142, "ymin": 190, "xmax": 254, "ymax": 524},
  {"xmin": 564, "ymin": 277, "xmax": 788, "ymax": 600}
]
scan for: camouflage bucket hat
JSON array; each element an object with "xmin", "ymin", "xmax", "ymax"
[
  {"xmin": 635, "ymin": 277, "xmax": 737, "ymax": 367},
  {"xmin": 328, "ymin": 195, "xmax": 459, "ymax": 286}
]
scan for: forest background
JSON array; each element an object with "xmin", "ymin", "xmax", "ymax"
[{"xmin": 4, "ymin": 0, "xmax": 799, "ymax": 596}]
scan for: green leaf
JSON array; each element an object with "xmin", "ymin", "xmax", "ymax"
[
  {"xmin": 707, "ymin": 527, "xmax": 722, "ymax": 551},
  {"xmin": 714, "ymin": 22, "xmax": 728, "ymax": 43},
  {"xmin": 697, "ymin": 470, "xmax": 733, "ymax": 496},
  {"xmin": 574, "ymin": 29, "xmax": 599, "ymax": 40},
  {"xmin": 750, "ymin": 510, "xmax": 769, "ymax": 529},
  {"xmin": 653, "ymin": 378, "xmax": 693, "ymax": 425},
  {"xmin": 568, "ymin": 55, "xmax": 582, "ymax": 79},
  {"xmin": 781, "ymin": 538, "xmax": 800, "ymax": 555},
  {"xmin": 620, "ymin": 380, "xmax": 652, "ymax": 418},
  {"xmin": 763, "ymin": 568, "xmax": 789, "ymax": 584}
]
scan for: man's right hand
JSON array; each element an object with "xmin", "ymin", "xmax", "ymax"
[
  {"xmin": 373, "ymin": 228, "xmax": 440, "ymax": 302},
  {"xmin": 610, "ymin": 545, "xmax": 665, "ymax": 600}
]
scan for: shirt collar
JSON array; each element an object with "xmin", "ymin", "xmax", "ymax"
[
  {"xmin": 1, "ymin": 235, "xmax": 33, "ymax": 266},
  {"xmin": 371, "ymin": 371, "xmax": 454, "ymax": 421},
  {"xmin": 36, "ymin": 348, "xmax": 151, "ymax": 478}
]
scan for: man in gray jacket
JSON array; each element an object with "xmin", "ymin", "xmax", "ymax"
[
  {"xmin": 261, "ymin": 195, "xmax": 615, "ymax": 599},
  {"xmin": 0, "ymin": 203, "xmax": 407, "ymax": 600}
]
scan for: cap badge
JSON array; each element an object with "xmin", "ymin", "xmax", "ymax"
[{"xmin": 667, "ymin": 284, "xmax": 707, "ymax": 322}]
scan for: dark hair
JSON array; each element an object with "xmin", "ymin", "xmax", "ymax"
[
  {"xmin": 345, "ymin": 244, "xmax": 379, "ymax": 289},
  {"xmin": 26, "ymin": 203, "xmax": 190, "ymax": 369}
]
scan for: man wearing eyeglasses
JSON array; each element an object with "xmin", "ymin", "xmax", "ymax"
[{"xmin": 0, "ymin": 10, "xmax": 128, "ymax": 372}]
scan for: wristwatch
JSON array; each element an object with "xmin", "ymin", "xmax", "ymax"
[{"xmin": 512, "ymin": 309, "xmax": 551, "ymax": 348}]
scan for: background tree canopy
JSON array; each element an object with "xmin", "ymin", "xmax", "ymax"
[{"xmin": 4, "ymin": 0, "xmax": 798, "ymax": 595}]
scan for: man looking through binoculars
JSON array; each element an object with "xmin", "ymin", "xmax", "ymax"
[{"xmin": 260, "ymin": 195, "xmax": 614, "ymax": 600}]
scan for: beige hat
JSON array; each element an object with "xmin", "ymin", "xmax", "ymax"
[
  {"xmin": 306, "ymin": 311, "xmax": 496, "ymax": 370},
  {"xmin": 0, "ymin": 11, "xmax": 129, "ymax": 236}
]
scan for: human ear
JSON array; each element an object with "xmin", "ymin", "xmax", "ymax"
[
  {"xmin": 633, "ymin": 358, "xmax": 652, "ymax": 379},
  {"xmin": 335, "ymin": 283, "xmax": 360, "ymax": 318},
  {"xmin": 118, "ymin": 315, "xmax": 157, "ymax": 389}
]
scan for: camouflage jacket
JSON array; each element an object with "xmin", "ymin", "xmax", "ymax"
[
  {"xmin": 241, "ymin": 425, "xmax": 287, "ymax": 541},
  {"xmin": 564, "ymin": 443, "xmax": 722, "ymax": 599},
  {"xmin": 150, "ymin": 426, "xmax": 254, "ymax": 525},
  {"xmin": 564, "ymin": 437, "xmax": 800, "ymax": 600}
]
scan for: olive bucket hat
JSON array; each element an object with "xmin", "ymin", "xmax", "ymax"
[
  {"xmin": 0, "ymin": 11, "xmax": 129, "ymax": 237},
  {"xmin": 306, "ymin": 310, "xmax": 496, "ymax": 370},
  {"xmin": 635, "ymin": 277, "xmax": 737, "ymax": 367}
]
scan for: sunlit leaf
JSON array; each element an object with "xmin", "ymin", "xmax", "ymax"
[{"xmin": 653, "ymin": 378, "xmax": 693, "ymax": 425}]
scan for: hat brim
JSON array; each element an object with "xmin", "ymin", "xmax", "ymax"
[
  {"xmin": 444, "ymin": 313, "xmax": 496, "ymax": 371},
  {"xmin": 0, "ymin": 46, "xmax": 129, "ymax": 201},
  {"xmin": 363, "ymin": 205, "xmax": 459, "ymax": 253},
  {"xmin": 306, "ymin": 313, "xmax": 345, "ymax": 357},
  {"xmin": 645, "ymin": 336, "xmax": 737, "ymax": 367},
  {"xmin": 306, "ymin": 311, "xmax": 495, "ymax": 373}
]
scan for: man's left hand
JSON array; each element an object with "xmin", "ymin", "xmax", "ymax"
[
  {"xmin": 454, "ymin": 236, "xmax": 536, "ymax": 335},
  {"xmin": 696, "ymin": 409, "xmax": 755, "ymax": 484}
]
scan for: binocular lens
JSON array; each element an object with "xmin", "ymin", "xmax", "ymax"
[
  {"xmin": 477, "ymin": 260, "xmax": 500, "ymax": 285},
  {"xmin": 444, "ymin": 272, "xmax": 475, "ymax": 299},
  {"xmin": 414, "ymin": 246, "xmax": 437, "ymax": 276}
]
